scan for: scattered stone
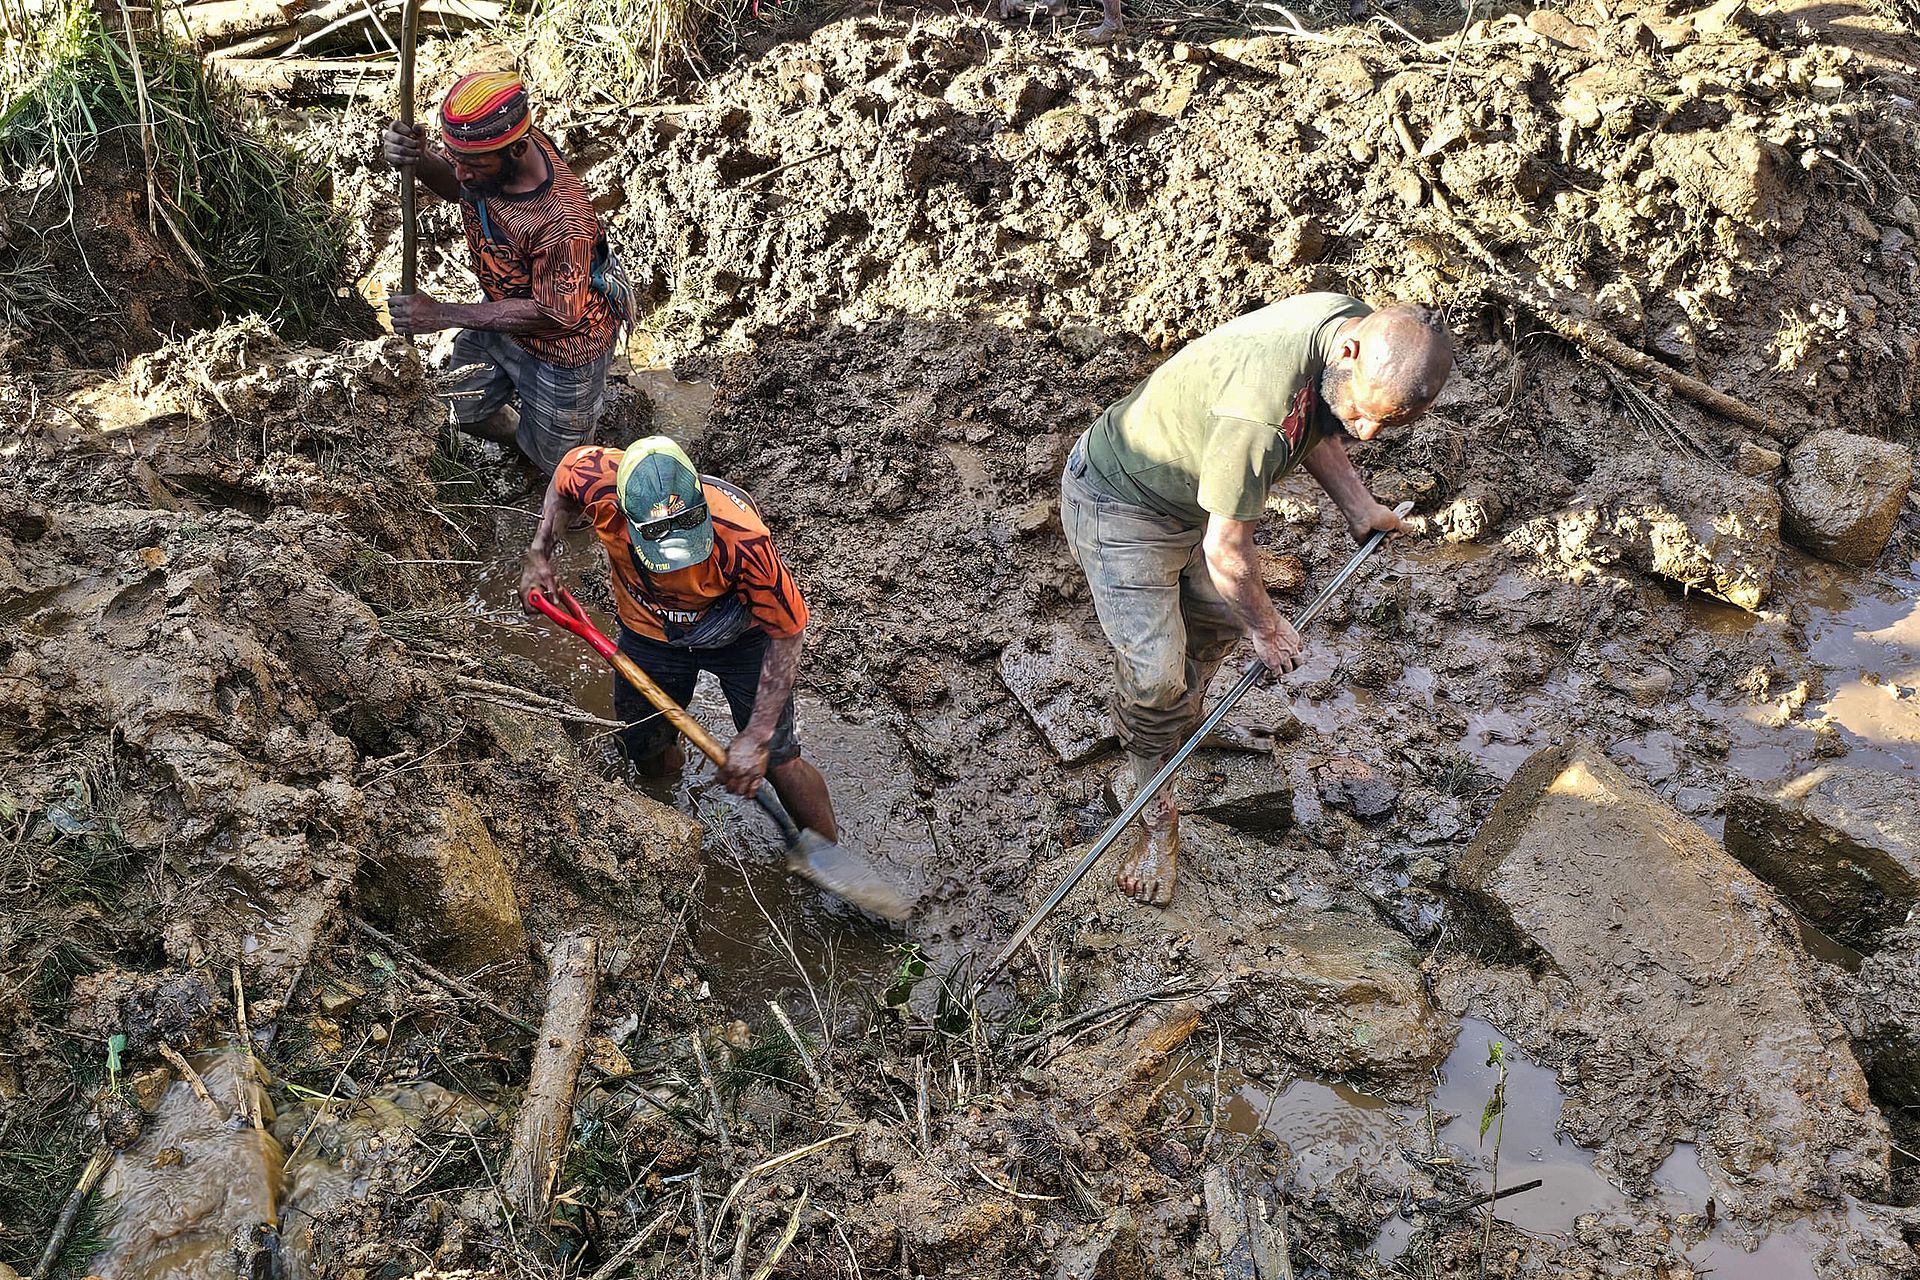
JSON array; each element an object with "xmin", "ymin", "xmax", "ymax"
[
  {"xmin": 1011, "ymin": 497, "xmax": 1058, "ymax": 537},
  {"xmin": 1734, "ymin": 439, "xmax": 1783, "ymax": 477},
  {"xmin": 999, "ymin": 622, "xmax": 1116, "ymax": 766},
  {"xmin": 1429, "ymin": 486, "xmax": 1504, "ymax": 543},
  {"xmin": 1269, "ymin": 217, "xmax": 1326, "ymax": 267},
  {"xmin": 1724, "ymin": 767, "xmax": 1920, "ymax": 950},
  {"xmin": 1316, "ymin": 757, "xmax": 1399, "ymax": 821},
  {"xmin": 1457, "ymin": 741, "xmax": 1889, "ymax": 1218},
  {"xmin": 1602, "ymin": 664, "xmax": 1675, "ymax": 707},
  {"xmin": 1257, "ymin": 548, "xmax": 1306, "ymax": 593},
  {"xmin": 888, "ymin": 655, "xmax": 950, "ymax": 709},
  {"xmin": 1778, "ymin": 430, "xmax": 1914, "ymax": 566}
]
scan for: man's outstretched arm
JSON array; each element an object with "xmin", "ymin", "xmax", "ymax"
[
  {"xmin": 1302, "ymin": 436, "xmax": 1408, "ymax": 543},
  {"xmin": 1202, "ymin": 515, "xmax": 1304, "ymax": 674}
]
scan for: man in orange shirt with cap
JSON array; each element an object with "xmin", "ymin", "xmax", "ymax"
[
  {"xmin": 379, "ymin": 71, "xmax": 630, "ymax": 473},
  {"xmin": 521, "ymin": 437, "xmax": 838, "ymax": 839}
]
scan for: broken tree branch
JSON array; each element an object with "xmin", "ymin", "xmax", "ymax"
[
  {"xmin": 348, "ymin": 914, "xmax": 540, "ymax": 1035},
  {"xmin": 502, "ymin": 931, "xmax": 598, "ymax": 1223},
  {"xmin": 1481, "ymin": 278, "xmax": 1772, "ymax": 432},
  {"xmin": 30, "ymin": 1146, "xmax": 112, "ymax": 1280}
]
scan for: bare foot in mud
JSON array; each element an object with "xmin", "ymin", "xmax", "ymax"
[
  {"xmin": 1116, "ymin": 812, "xmax": 1179, "ymax": 906},
  {"xmin": 1079, "ymin": 15, "xmax": 1123, "ymax": 43},
  {"xmin": 997, "ymin": 0, "xmax": 1066, "ymax": 15}
]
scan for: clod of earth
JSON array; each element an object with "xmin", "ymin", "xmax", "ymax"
[
  {"xmin": 1724, "ymin": 766, "xmax": 1920, "ymax": 951},
  {"xmin": 1503, "ymin": 454, "xmax": 1780, "ymax": 611}
]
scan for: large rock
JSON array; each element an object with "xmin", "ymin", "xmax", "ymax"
[
  {"xmin": 999, "ymin": 621, "xmax": 1115, "ymax": 765},
  {"xmin": 1457, "ymin": 740, "xmax": 1888, "ymax": 1219},
  {"xmin": 1779, "ymin": 430, "xmax": 1913, "ymax": 566},
  {"xmin": 1725, "ymin": 767, "xmax": 1920, "ymax": 950},
  {"xmin": 1857, "ymin": 925, "xmax": 1920, "ymax": 1105},
  {"xmin": 1230, "ymin": 898, "xmax": 1451, "ymax": 1093},
  {"xmin": 361, "ymin": 786, "xmax": 528, "ymax": 985},
  {"xmin": 1503, "ymin": 454, "xmax": 1779, "ymax": 610}
]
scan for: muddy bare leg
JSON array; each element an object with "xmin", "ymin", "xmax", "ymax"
[
  {"xmin": 1116, "ymin": 751, "xmax": 1180, "ymax": 907},
  {"xmin": 459, "ymin": 404, "xmax": 520, "ymax": 445},
  {"xmin": 1081, "ymin": 0, "xmax": 1124, "ymax": 44},
  {"xmin": 769, "ymin": 754, "xmax": 838, "ymax": 844}
]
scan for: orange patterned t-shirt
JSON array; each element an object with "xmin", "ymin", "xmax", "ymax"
[
  {"xmin": 458, "ymin": 131, "xmax": 619, "ymax": 369},
  {"xmin": 554, "ymin": 446, "xmax": 810, "ymax": 643}
]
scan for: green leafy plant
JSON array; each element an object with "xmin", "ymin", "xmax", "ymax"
[
  {"xmin": 1477, "ymin": 1041, "xmax": 1508, "ymax": 1278},
  {"xmin": 105, "ymin": 1032, "xmax": 127, "ymax": 1097}
]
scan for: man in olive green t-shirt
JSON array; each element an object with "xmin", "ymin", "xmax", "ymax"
[{"xmin": 1061, "ymin": 293, "xmax": 1453, "ymax": 907}]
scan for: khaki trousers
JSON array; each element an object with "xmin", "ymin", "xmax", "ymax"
[{"xmin": 1060, "ymin": 435, "xmax": 1244, "ymax": 760}]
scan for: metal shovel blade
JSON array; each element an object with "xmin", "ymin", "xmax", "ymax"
[{"xmin": 785, "ymin": 830, "xmax": 916, "ymax": 922}]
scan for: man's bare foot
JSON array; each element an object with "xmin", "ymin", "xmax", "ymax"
[
  {"xmin": 1116, "ymin": 810, "xmax": 1179, "ymax": 906},
  {"xmin": 998, "ymin": 0, "xmax": 1065, "ymax": 15},
  {"xmin": 1079, "ymin": 15, "xmax": 1123, "ymax": 43}
]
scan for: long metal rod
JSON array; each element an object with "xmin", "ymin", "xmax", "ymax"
[{"xmin": 971, "ymin": 503, "xmax": 1414, "ymax": 996}]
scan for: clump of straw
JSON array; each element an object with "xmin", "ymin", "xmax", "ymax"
[{"xmin": 0, "ymin": 2, "xmax": 346, "ymax": 335}]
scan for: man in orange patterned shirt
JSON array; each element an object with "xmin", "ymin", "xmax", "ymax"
[
  {"xmin": 522, "ymin": 437, "xmax": 838, "ymax": 840},
  {"xmin": 380, "ymin": 71, "xmax": 630, "ymax": 472}
]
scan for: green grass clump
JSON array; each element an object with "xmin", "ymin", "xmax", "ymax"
[{"xmin": 0, "ymin": 2, "xmax": 345, "ymax": 332}]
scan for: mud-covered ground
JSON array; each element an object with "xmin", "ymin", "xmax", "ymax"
[{"xmin": 4, "ymin": 0, "xmax": 1920, "ymax": 1276}]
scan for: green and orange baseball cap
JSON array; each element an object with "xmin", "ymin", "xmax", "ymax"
[{"xmin": 616, "ymin": 437, "xmax": 714, "ymax": 573}]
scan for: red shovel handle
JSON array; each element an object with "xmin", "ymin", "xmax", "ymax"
[{"xmin": 526, "ymin": 588, "xmax": 619, "ymax": 662}]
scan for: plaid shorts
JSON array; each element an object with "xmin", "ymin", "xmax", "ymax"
[{"xmin": 448, "ymin": 328, "xmax": 611, "ymax": 473}]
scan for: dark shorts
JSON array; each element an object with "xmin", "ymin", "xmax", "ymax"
[
  {"xmin": 448, "ymin": 327, "xmax": 611, "ymax": 473},
  {"xmin": 612, "ymin": 626, "xmax": 801, "ymax": 768}
]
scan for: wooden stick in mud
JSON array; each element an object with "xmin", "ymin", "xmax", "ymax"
[
  {"xmin": 30, "ymin": 1145, "xmax": 112, "ymax": 1280},
  {"xmin": 502, "ymin": 931, "xmax": 598, "ymax": 1223},
  {"xmin": 348, "ymin": 914, "xmax": 541, "ymax": 1035},
  {"xmin": 1480, "ymin": 279, "xmax": 1773, "ymax": 434},
  {"xmin": 157, "ymin": 1042, "xmax": 225, "ymax": 1122}
]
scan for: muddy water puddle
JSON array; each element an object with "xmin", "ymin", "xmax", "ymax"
[
  {"xmin": 1165, "ymin": 1018, "xmax": 1821, "ymax": 1275},
  {"xmin": 93, "ymin": 1048, "xmax": 488, "ymax": 1280}
]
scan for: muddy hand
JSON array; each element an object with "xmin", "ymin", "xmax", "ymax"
[
  {"xmin": 520, "ymin": 552, "xmax": 558, "ymax": 613},
  {"xmin": 1348, "ymin": 501, "xmax": 1414, "ymax": 544},
  {"xmin": 1251, "ymin": 618, "xmax": 1304, "ymax": 675},
  {"xmin": 719, "ymin": 730, "xmax": 771, "ymax": 796},
  {"xmin": 381, "ymin": 118, "xmax": 426, "ymax": 169},
  {"xmin": 387, "ymin": 291, "xmax": 446, "ymax": 337}
]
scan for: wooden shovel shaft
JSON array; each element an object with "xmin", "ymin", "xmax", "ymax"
[
  {"xmin": 605, "ymin": 648, "xmax": 731, "ymax": 765},
  {"xmin": 397, "ymin": 0, "xmax": 422, "ymax": 295}
]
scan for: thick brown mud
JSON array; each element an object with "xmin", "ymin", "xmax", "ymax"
[{"xmin": 5, "ymin": 0, "xmax": 1920, "ymax": 1275}]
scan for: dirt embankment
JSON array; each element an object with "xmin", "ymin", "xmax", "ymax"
[{"xmin": 3, "ymin": 0, "xmax": 1920, "ymax": 1277}]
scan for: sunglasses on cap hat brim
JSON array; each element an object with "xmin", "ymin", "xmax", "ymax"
[{"xmin": 633, "ymin": 502, "xmax": 709, "ymax": 543}]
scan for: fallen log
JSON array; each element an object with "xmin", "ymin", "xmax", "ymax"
[
  {"xmin": 208, "ymin": 54, "xmax": 395, "ymax": 100},
  {"xmin": 163, "ymin": 0, "xmax": 299, "ymax": 44},
  {"xmin": 502, "ymin": 931, "xmax": 599, "ymax": 1224}
]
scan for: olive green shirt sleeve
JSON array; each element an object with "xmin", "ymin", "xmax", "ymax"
[{"xmin": 1197, "ymin": 413, "xmax": 1295, "ymax": 521}]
